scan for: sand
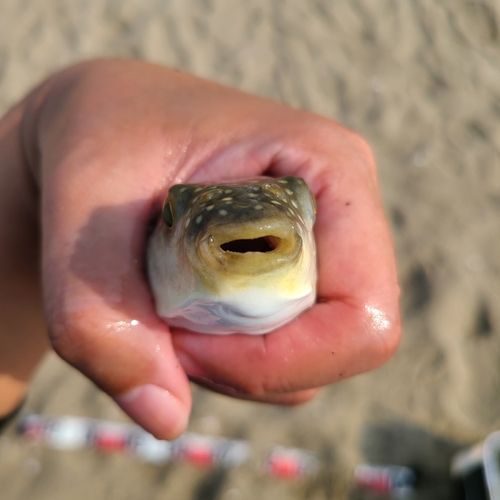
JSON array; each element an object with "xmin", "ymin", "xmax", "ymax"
[{"xmin": 0, "ymin": 1, "xmax": 499, "ymax": 499}]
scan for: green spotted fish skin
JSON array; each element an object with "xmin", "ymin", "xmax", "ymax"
[{"xmin": 147, "ymin": 176, "xmax": 317, "ymax": 334}]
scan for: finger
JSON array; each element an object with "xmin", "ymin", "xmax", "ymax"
[
  {"xmin": 172, "ymin": 304, "xmax": 378, "ymax": 397},
  {"xmin": 34, "ymin": 108, "xmax": 193, "ymax": 440},
  {"xmin": 42, "ymin": 194, "xmax": 192, "ymax": 438}
]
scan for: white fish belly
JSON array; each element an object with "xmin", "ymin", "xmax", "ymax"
[{"xmin": 163, "ymin": 286, "xmax": 316, "ymax": 334}]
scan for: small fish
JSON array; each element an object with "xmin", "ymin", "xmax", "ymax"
[{"xmin": 147, "ymin": 177, "xmax": 317, "ymax": 334}]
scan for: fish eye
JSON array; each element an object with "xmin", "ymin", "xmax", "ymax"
[{"xmin": 163, "ymin": 199, "xmax": 174, "ymax": 228}]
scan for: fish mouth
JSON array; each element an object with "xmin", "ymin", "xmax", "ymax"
[
  {"xmin": 196, "ymin": 220, "xmax": 302, "ymax": 275},
  {"xmin": 219, "ymin": 235, "xmax": 280, "ymax": 253}
]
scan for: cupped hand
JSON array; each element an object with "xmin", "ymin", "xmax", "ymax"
[{"xmin": 20, "ymin": 59, "xmax": 400, "ymax": 439}]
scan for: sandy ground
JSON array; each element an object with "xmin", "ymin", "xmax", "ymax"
[{"xmin": 0, "ymin": 1, "xmax": 500, "ymax": 499}]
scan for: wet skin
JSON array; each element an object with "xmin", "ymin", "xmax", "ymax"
[{"xmin": 0, "ymin": 60, "xmax": 400, "ymax": 439}]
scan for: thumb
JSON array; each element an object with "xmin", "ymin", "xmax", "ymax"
[
  {"xmin": 22, "ymin": 61, "xmax": 199, "ymax": 438},
  {"xmin": 41, "ymin": 176, "xmax": 191, "ymax": 440}
]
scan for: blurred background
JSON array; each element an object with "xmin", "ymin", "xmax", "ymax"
[{"xmin": 0, "ymin": 1, "xmax": 499, "ymax": 499}]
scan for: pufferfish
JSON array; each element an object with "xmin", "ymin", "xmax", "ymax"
[{"xmin": 147, "ymin": 177, "xmax": 317, "ymax": 334}]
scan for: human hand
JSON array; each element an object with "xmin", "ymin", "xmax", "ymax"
[{"xmin": 13, "ymin": 59, "xmax": 400, "ymax": 438}]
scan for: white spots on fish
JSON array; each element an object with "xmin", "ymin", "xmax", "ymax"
[
  {"xmin": 291, "ymin": 200, "xmax": 298, "ymax": 209},
  {"xmin": 254, "ymin": 204, "xmax": 263, "ymax": 210},
  {"xmin": 206, "ymin": 205, "xmax": 214, "ymax": 211},
  {"xmin": 196, "ymin": 215, "xmax": 203, "ymax": 224},
  {"xmin": 222, "ymin": 197, "xmax": 233, "ymax": 202},
  {"xmin": 278, "ymin": 179, "xmax": 288, "ymax": 184},
  {"xmin": 224, "ymin": 189, "xmax": 233, "ymax": 194},
  {"xmin": 179, "ymin": 187, "xmax": 187, "ymax": 193},
  {"xmin": 185, "ymin": 217, "xmax": 191, "ymax": 228},
  {"xmin": 247, "ymin": 193, "xmax": 258, "ymax": 198},
  {"xmin": 194, "ymin": 187, "xmax": 203, "ymax": 193},
  {"xmin": 219, "ymin": 209, "xmax": 228, "ymax": 216},
  {"xmin": 271, "ymin": 200, "xmax": 282, "ymax": 206},
  {"xmin": 285, "ymin": 188, "xmax": 293, "ymax": 196},
  {"xmin": 200, "ymin": 189, "xmax": 222, "ymax": 203}
]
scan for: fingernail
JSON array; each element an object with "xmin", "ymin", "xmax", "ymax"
[{"xmin": 114, "ymin": 384, "xmax": 188, "ymax": 440}]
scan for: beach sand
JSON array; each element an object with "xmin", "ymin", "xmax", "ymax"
[{"xmin": 0, "ymin": 1, "xmax": 499, "ymax": 498}]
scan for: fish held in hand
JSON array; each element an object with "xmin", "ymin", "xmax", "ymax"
[{"xmin": 147, "ymin": 177, "xmax": 317, "ymax": 334}]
